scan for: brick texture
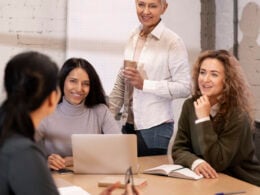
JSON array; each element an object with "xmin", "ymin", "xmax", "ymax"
[{"xmin": 0, "ymin": 0, "xmax": 67, "ymax": 101}]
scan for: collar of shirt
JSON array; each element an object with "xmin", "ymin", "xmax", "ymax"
[
  {"xmin": 58, "ymin": 96, "xmax": 87, "ymax": 116},
  {"xmin": 210, "ymin": 103, "xmax": 220, "ymax": 117},
  {"xmin": 130, "ymin": 20, "xmax": 165, "ymax": 40}
]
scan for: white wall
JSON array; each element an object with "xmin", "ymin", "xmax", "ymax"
[
  {"xmin": 216, "ymin": 0, "xmax": 260, "ymax": 120},
  {"xmin": 238, "ymin": 0, "xmax": 260, "ymax": 120},
  {"xmin": 66, "ymin": 0, "xmax": 138, "ymax": 95},
  {"xmin": 1, "ymin": 0, "xmax": 259, "ymax": 119},
  {"xmin": 163, "ymin": 0, "xmax": 201, "ymax": 63},
  {"xmin": 238, "ymin": 0, "xmax": 260, "ymax": 45},
  {"xmin": 216, "ymin": 0, "xmax": 260, "ymax": 49},
  {"xmin": 0, "ymin": 0, "xmax": 200, "ymax": 101},
  {"xmin": 0, "ymin": 0, "xmax": 67, "ymax": 102}
]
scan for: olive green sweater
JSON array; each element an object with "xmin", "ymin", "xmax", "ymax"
[{"xmin": 172, "ymin": 98, "xmax": 260, "ymax": 186}]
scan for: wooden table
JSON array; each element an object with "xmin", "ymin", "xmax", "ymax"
[{"xmin": 53, "ymin": 155, "xmax": 260, "ymax": 195}]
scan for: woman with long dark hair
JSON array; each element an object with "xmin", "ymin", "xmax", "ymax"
[
  {"xmin": 0, "ymin": 51, "xmax": 60, "ymax": 194},
  {"xmin": 37, "ymin": 58, "xmax": 121, "ymax": 171}
]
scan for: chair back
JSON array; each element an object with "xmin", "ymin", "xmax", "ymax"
[{"xmin": 167, "ymin": 98, "xmax": 186, "ymax": 163}]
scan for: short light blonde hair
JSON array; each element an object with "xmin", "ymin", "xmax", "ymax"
[
  {"xmin": 136, "ymin": 0, "xmax": 167, "ymax": 5},
  {"xmin": 160, "ymin": 0, "xmax": 168, "ymax": 7}
]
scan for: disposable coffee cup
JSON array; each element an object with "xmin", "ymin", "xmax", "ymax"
[{"xmin": 124, "ymin": 60, "xmax": 137, "ymax": 69}]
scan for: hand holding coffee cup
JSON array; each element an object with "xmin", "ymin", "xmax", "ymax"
[
  {"xmin": 123, "ymin": 60, "xmax": 144, "ymax": 90},
  {"xmin": 124, "ymin": 60, "xmax": 137, "ymax": 69}
]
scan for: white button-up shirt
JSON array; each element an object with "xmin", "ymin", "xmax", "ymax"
[{"xmin": 124, "ymin": 21, "xmax": 191, "ymax": 129}]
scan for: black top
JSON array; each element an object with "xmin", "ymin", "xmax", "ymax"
[{"xmin": 0, "ymin": 134, "xmax": 59, "ymax": 195}]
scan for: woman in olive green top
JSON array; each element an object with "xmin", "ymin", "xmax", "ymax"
[{"xmin": 172, "ymin": 50, "xmax": 260, "ymax": 186}]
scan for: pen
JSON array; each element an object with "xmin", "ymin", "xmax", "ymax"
[{"xmin": 215, "ymin": 191, "xmax": 246, "ymax": 195}]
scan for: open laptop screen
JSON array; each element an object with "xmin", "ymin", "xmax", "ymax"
[{"xmin": 71, "ymin": 134, "xmax": 139, "ymax": 174}]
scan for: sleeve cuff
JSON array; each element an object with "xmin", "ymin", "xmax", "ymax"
[
  {"xmin": 195, "ymin": 116, "xmax": 210, "ymax": 124},
  {"xmin": 191, "ymin": 159, "xmax": 205, "ymax": 170},
  {"xmin": 142, "ymin": 79, "xmax": 157, "ymax": 92}
]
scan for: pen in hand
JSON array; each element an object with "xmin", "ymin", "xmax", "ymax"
[{"xmin": 215, "ymin": 191, "xmax": 246, "ymax": 195}]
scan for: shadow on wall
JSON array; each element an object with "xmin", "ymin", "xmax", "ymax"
[{"xmin": 238, "ymin": 2, "xmax": 260, "ymax": 120}]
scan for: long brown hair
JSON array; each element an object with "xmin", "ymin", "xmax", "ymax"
[{"xmin": 192, "ymin": 50, "xmax": 254, "ymax": 126}]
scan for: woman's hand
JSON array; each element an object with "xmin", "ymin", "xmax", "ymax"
[
  {"xmin": 123, "ymin": 183, "xmax": 141, "ymax": 195},
  {"xmin": 194, "ymin": 161, "xmax": 218, "ymax": 179},
  {"xmin": 48, "ymin": 154, "xmax": 66, "ymax": 170},
  {"xmin": 64, "ymin": 156, "xmax": 73, "ymax": 167},
  {"xmin": 123, "ymin": 68, "xmax": 144, "ymax": 90},
  {"xmin": 99, "ymin": 182, "xmax": 120, "ymax": 195},
  {"xmin": 193, "ymin": 95, "xmax": 211, "ymax": 119},
  {"xmin": 99, "ymin": 183, "xmax": 142, "ymax": 195}
]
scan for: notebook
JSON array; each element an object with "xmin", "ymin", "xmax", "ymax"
[{"xmin": 71, "ymin": 134, "xmax": 139, "ymax": 174}]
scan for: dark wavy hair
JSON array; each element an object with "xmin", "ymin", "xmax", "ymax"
[
  {"xmin": 192, "ymin": 50, "xmax": 254, "ymax": 126},
  {"xmin": 59, "ymin": 58, "xmax": 107, "ymax": 107},
  {"xmin": 0, "ymin": 51, "xmax": 59, "ymax": 144}
]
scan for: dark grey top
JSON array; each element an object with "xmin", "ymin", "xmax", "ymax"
[{"xmin": 0, "ymin": 134, "xmax": 59, "ymax": 195}]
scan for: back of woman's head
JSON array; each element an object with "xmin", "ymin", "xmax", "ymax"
[
  {"xmin": 192, "ymin": 50, "xmax": 254, "ymax": 122},
  {"xmin": 0, "ymin": 51, "xmax": 59, "ymax": 143},
  {"xmin": 59, "ymin": 58, "xmax": 107, "ymax": 107}
]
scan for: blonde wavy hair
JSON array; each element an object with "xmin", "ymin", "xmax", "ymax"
[{"xmin": 192, "ymin": 50, "xmax": 254, "ymax": 126}]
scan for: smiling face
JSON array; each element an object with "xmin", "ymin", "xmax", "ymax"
[
  {"xmin": 198, "ymin": 58, "xmax": 225, "ymax": 104},
  {"xmin": 63, "ymin": 67, "xmax": 90, "ymax": 105},
  {"xmin": 135, "ymin": 0, "xmax": 167, "ymax": 29}
]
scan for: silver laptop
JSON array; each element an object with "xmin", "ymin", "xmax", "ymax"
[{"xmin": 71, "ymin": 134, "xmax": 139, "ymax": 174}]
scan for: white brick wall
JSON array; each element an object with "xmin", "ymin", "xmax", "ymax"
[
  {"xmin": 0, "ymin": 0, "xmax": 67, "ymax": 102},
  {"xmin": 0, "ymin": 0, "xmax": 259, "ymax": 120}
]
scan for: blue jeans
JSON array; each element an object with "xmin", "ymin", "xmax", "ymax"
[{"xmin": 122, "ymin": 122, "xmax": 173, "ymax": 156}]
